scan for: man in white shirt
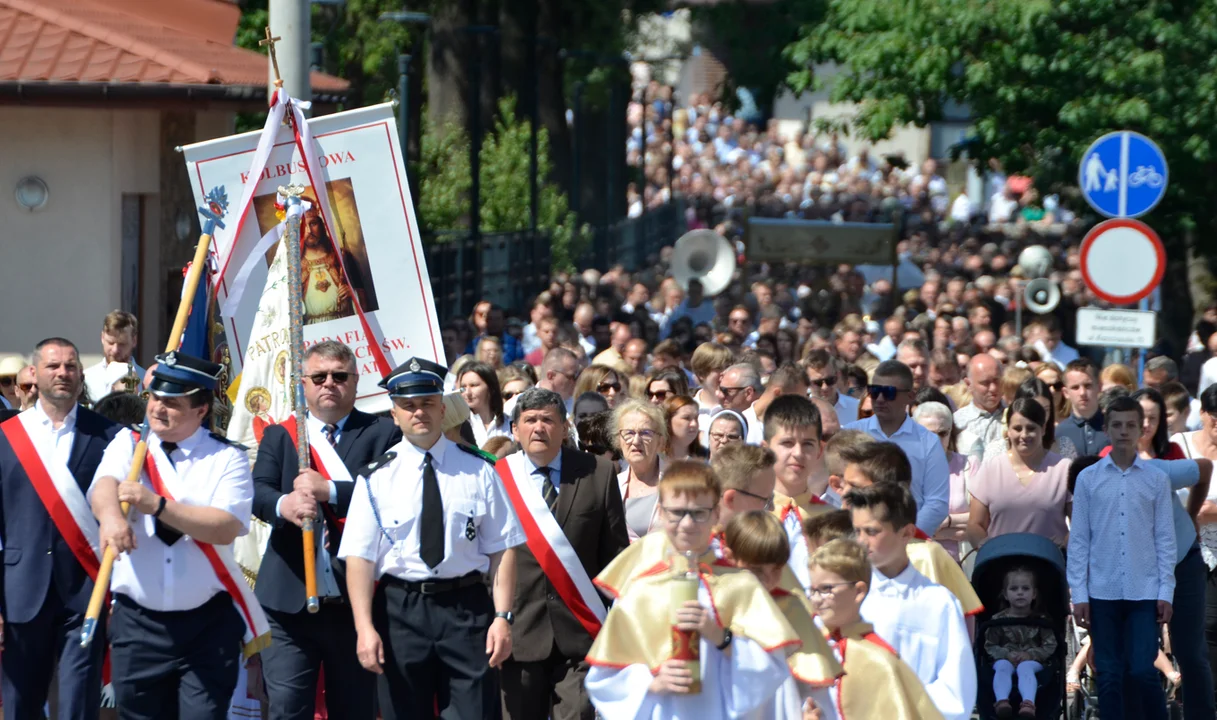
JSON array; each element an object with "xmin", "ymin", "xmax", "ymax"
[
  {"xmin": 845, "ymin": 360, "xmax": 949, "ymax": 535},
  {"xmin": 508, "ymin": 347, "xmax": 580, "ymax": 418},
  {"xmin": 690, "ymin": 343, "xmax": 734, "ymax": 441},
  {"xmin": 82, "ymin": 310, "xmax": 145, "ymax": 404},
  {"xmin": 847, "ymin": 482, "xmax": 976, "ymax": 720},
  {"xmin": 804, "ymin": 350, "xmax": 859, "ymax": 425},
  {"xmin": 91, "ymin": 351, "xmax": 262, "ymax": 719},
  {"xmin": 521, "ymin": 296, "xmax": 554, "ymax": 355},
  {"xmin": 953, "ymin": 353, "xmax": 1004, "ymax": 460},
  {"xmin": 1069, "ymin": 396, "xmax": 1176, "ymax": 720}
]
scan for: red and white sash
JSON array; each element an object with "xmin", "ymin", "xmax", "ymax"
[
  {"xmin": 142, "ymin": 442, "xmax": 271, "ymax": 657},
  {"xmin": 282, "ymin": 417, "xmax": 353, "ymax": 534},
  {"xmin": 496, "ymin": 454, "xmax": 607, "ymax": 638},
  {"xmin": 0, "ymin": 413, "xmax": 102, "ymax": 578}
]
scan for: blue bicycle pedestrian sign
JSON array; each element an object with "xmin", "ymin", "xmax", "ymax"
[{"xmin": 1078, "ymin": 131, "xmax": 1168, "ymax": 218}]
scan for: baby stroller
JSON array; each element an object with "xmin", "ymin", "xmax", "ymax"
[{"xmin": 971, "ymin": 533, "xmax": 1068, "ymax": 720}]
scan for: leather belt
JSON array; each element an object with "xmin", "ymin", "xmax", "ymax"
[{"xmin": 385, "ymin": 571, "xmax": 483, "ymax": 596}]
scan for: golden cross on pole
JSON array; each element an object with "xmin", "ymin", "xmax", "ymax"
[{"xmin": 260, "ymin": 26, "xmax": 284, "ymax": 89}]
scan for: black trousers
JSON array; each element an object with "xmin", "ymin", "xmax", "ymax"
[
  {"xmin": 261, "ymin": 602, "xmax": 377, "ymax": 720},
  {"xmin": 373, "ymin": 578, "xmax": 497, "ymax": 720},
  {"xmin": 500, "ymin": 643, "xmax": 594, "ymax": 720},
  {"xmin": 1, "ymin": 584, "xmax": 104, "ymax": 720},
  {"xmin": 111, "ymin": 593, "xmax": 244, "ymax": 720}
]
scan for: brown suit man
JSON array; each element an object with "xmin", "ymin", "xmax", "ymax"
[{"xmin": 499, "ymin": 388, "xmax": 629, "ymax": 720}]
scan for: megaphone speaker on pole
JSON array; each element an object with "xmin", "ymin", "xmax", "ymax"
[{"xmin": 1023, "ymin": 278, "xmax": 1061, "ymax": 315}]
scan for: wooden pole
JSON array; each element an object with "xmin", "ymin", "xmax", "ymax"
[
  {"xmin": 282, "ymin": 184, "xmax": 321, "ymax": 613},
  {"xmin": 81, "ymin": 230, "xmax": 215, "ymax": 647}
]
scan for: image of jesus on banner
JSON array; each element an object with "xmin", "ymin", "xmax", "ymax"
[{"xmin": 254, "ymin": 178, "xmax": 380, "ymax": 327}]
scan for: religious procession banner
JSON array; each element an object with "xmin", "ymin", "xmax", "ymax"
[{"xmin": 181, "ymin": 101, "xmax": 442, "ymax": 414}]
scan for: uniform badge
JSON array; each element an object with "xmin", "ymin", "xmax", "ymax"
[
  {"xmin": 409, "ymin": 359, "xmax": 421, "ymax": 373},
  {"xmin": 465, "ymin": 516, "xmax": 477, "ymax": 541}
]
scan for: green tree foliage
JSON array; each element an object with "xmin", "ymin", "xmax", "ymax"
[
  {"xmin": 419, "ymin": 96, "xmax": 589, "ymax": 272},
  {"xmin": 786, "ymin": 0, "xmax": 1217, "ymax": 320},
  {"xmin": 235, "ymin": 0, "xmax": 410, "ymax": 108}
]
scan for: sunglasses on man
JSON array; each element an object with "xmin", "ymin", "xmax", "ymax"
[
  {"xmin": 866, "ymin": 384, "xmax": 907, "ymax": 401},
  {"xmin": 307, "ymin": 371, "xmax": 353, "ymax": 385}
]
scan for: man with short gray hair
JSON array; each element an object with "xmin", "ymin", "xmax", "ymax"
[
  {"xmin": 499, "ymin": 387, "xmax": 628, "ymax": 719},
  {"xmin": 715, "ymin": 363, "xmax": 761, "ymax": 415}
]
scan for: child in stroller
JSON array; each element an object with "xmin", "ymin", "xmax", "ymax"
[
  {"xmin": 972, "ymin": 533, "xmax": 1068, "ymax": 720},
  {"xmin": 985, "ymin": 566, "xmax": 1058, "ymax": 718}
]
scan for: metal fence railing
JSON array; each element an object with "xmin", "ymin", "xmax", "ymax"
[
  {"xmin": 587, "ymin": 199, "xmax": 687, "ymax": 272},
  {"xmin": 424, "ymin": 229, "xmax": 552, "ymax": 321},
  {"xmin": 423, "ymin": 200, "xmax": 685, "ymax": 321}
]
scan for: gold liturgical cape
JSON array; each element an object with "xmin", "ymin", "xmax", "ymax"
[
  {"xmin": 908, "ymin": 538, "xmax": 984, "ymax": 616},
  {"xmin": 832, "ymin": 621, "xmax": 945, "ymax": 720},
  {"xmin": 594, "ymin": 531, "xmax": 719, "ymax": 599},
  {"xmin": 586, "ymin": 557, "xmax": 801, "ymax": 671},
  {"xmin": 770, "ymin": 589, "xmax": 842, "ymax": 687}
]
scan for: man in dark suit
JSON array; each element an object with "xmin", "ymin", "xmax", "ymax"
[
  {"xmin": 252, "ymin": 340, "xmax": 401, "ymax": 720},
  {"xmin": 499, "ymin": 387, "xmax": 629, "ymax": 720},
  {"xmin": 0, "ymin": 337, "xmax": 119, "ymax": 720}
]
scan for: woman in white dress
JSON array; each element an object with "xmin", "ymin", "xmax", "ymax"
[{"xmin": 458, "ymin": 361, "xmax": 511, "ymax": 449}]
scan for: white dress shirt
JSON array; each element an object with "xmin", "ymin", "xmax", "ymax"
[
  {"xmin": 695, "ymin": 389, "xmax": 723, "ymax": 446},
  {"xmin": 28, "ymin": 400, "xmax": 78, "ymax": 467},
  {"xmin": 861, "ymin": 563, "xmax": 977, "ymax": 720},
  {"xmin": 743, "ymin": 405, "xmax": 764, "ymax": 445},
  {"xmin": 1200, "ymin": 357, "xmax": 1217, "ymax": 397},
  {"xmin": 338, "ymin": 435, "xmax": 525, "ymax": 581},
  {"xmin": 1067, "ymin": 455, "xmax": 1176, "ymax": 604},
  {"xmin": 471, "ymin": 413, "xmax": 511, "ymax": 449},
  {"xmin": 90, "ymin": 427, "xmax": 254, "ymax": 611},
  {"xmin": 953, "ymin": 402, "xmax": 1004, "ymax": 460},
  {"xmin": 844, "ymin": 415, "xmax": 950, "ymax": 536},
  {"xmin": 83, "ymin": 358, "xmax": 145, "ymax": 404},
  {"xmin": 833, "ymin": 392, "xmax": 859, "ymax": 426},
  {"xmin": 517, "ymin": 450, "xmax": 562, "ymax": 494}
]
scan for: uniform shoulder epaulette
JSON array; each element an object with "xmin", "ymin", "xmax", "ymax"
[
  {"xmin": 457, "ymin": 443, "xmax": 497, "ymax": 465},
  {"xmin": 358, "ymin": 451, "xmax": 396, "ymax": 479},
  {"xmin": 209, "ymin": 432, "xmax": 250, "ymax": 452}
]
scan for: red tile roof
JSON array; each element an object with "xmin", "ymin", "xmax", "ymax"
[{"xmin": 0, "ymin": 0, "xmax": 347, "ymax": 94}]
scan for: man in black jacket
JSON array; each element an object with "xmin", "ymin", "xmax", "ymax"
[{"xmin": 252, "ymin": 341, "xmax": 400, "ymax": 720}]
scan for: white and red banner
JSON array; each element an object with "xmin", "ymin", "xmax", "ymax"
[
  {"xmin": 0, "ymin": 413, "xmax": 102, "ymax": 577},
  {"xmin": 496, "ymin": 454, "xmax": 607, "ymax": 638},
  {"xmin": 181, "ymin": 98, "xmax": 442, "ymax": 414}
]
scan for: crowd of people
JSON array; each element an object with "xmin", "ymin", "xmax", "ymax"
[{"xmin": 7, "ymin": 91, "xmax": 1217, "ymax": 718}]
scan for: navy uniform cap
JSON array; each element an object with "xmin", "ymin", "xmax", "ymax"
[
  {"xmin": 149, "ymin": 351, "xmax": 223, "ymax": 397},
  {"xmin": 379, "ymin": 357, "xmax": 447, "ymax": 398}
]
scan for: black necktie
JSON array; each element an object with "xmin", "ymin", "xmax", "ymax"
[
  {"xmin": 419, "ymin": 452, "xmax": 444, "ymax": 569},
  {"xmin": 536, "ymin": 466, "xmax": 558, "ymax": 513},
  {"xmin": 155, "ymin": 443, "xmax": 183, "ymax": 546}
]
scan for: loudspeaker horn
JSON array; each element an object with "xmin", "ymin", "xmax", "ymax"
[
  {"xmin": 1024, "ymin": 278, "xmax": 1060, "ymax": 315},
  {"xmin": 670, "ymin": 229, "xmax": 737, "ymax": 297}
]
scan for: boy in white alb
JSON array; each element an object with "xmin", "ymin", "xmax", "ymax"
[{"xmin": 845, "ymin": 482, "xmax": 976, "ymax": 720}]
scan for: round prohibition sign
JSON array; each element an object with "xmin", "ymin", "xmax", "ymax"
[{"xmin": 1079, "ymin": 218, "xmax": 1165, "ymax": 305}]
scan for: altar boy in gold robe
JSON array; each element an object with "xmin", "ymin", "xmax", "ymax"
[
  {"xmin": 723, "ymin": 510, "xmax": 842, "ymax": 719},
  {"xmin": 809, "ymin": 539, "xmax": 945, "ymax": 720},
  {"xmin": 584, "ymin": 461, "xmax": 801, "ymax": 719}
]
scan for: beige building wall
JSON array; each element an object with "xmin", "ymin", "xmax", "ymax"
[{"xmin": 0, "ymin": 106, "xmax": 235, "ymax": 366}]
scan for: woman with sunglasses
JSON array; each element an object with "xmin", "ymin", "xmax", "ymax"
[
  {"xmin": 612, "ymin": 399, "xmax": 668, "ymax": 541},
  {"xmin": 573, "ymin": 364, "xmax": 625, "ymax": 409},
  {"xmin": 644, "ymin": 367, "xmax": 689, "ymax": 406},
  {"xmin": 457, "ymin": 361, "xmax": 510, "ymax": 449},
  {"xmin": 967, "ymin": 398, "xmax": 1071, "ymax": 547},
  {"xmin": 707, "ymin": 410, "xmax": 748, "ymax": 459},
  {"xmin": 913, "ymin": 401, "xmax": 975, "ymax": 561},
  {"xmin": 495, "ymin": 365, "xmax": 534, "ymax": 406},
  {"xmin": 1033, "ymin": 364, "xmax": 1070, "ymax": 421},
  {"xmin": 663, "ymin": 394, "xmax": 706, "ymax": 461}
]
